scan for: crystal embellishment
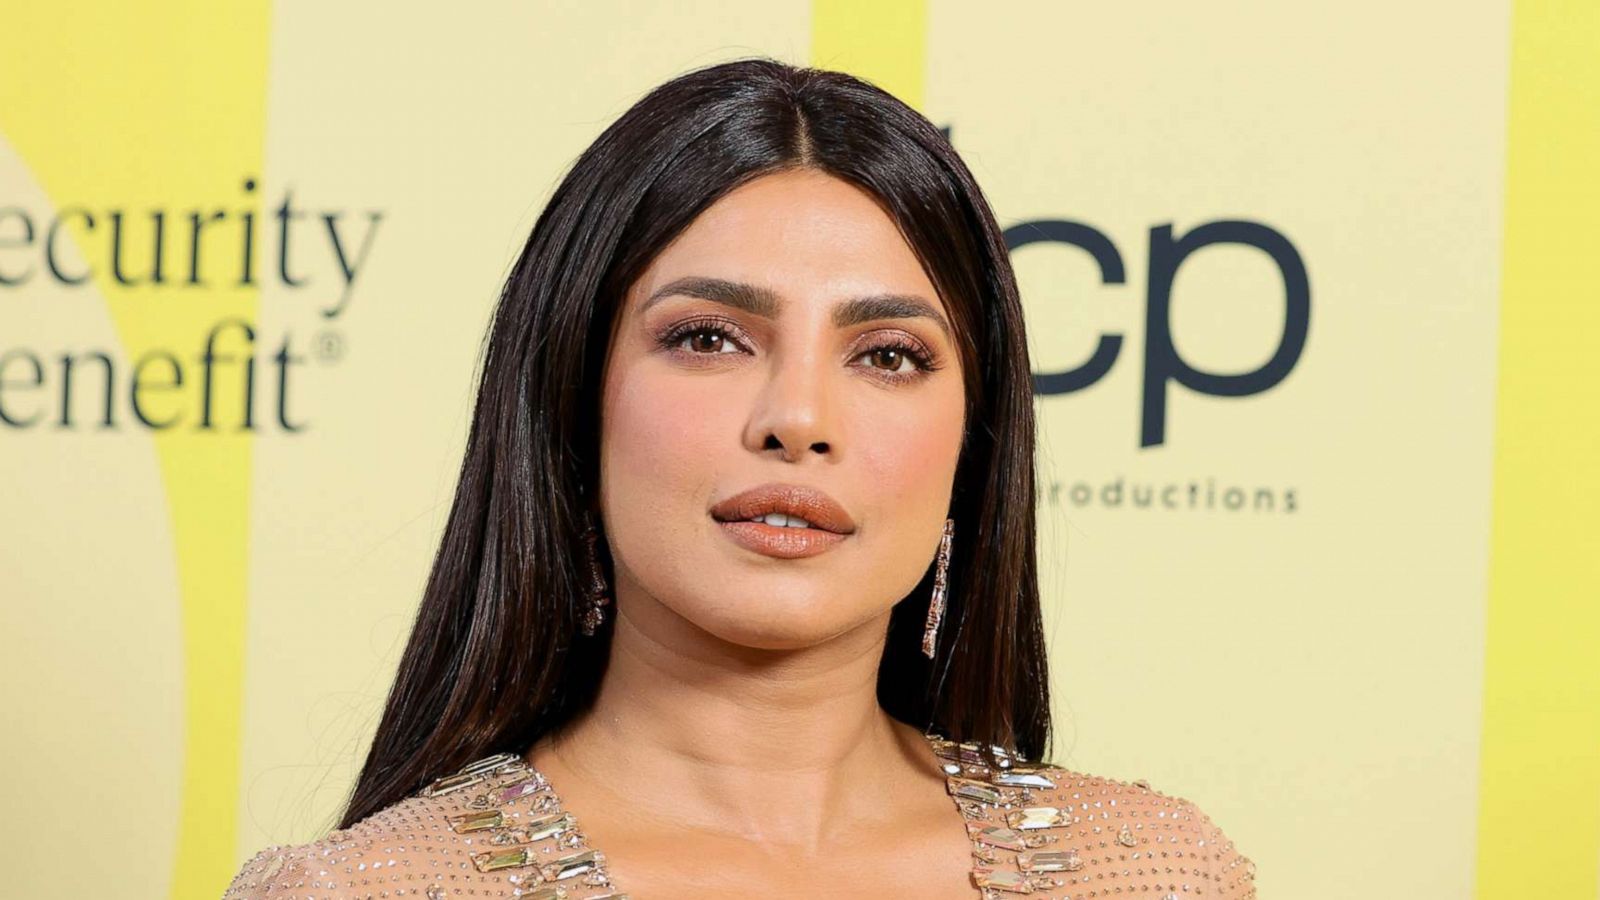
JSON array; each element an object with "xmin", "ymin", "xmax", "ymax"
[
  {"xmin": 1017, "ymin": 849, "xmax": 1078, "ymax": 872},
  {"xmin": 970, "ymin": 825, "xmax": 1029, "ymax": 851},
  {"xmin": 949, "ymin": 777, "xmax": 1007, "ymax": 805},
  {"xmin": 421, "ymin": 771, "xmax": 486, "ymax": 797},
  {"xmin": 972, "ymin": 865, "xmax": 1034, "ymax": 893},
  {"xmin": 992, "ymin": 770, "xmax": 1056, "ymax": 789},
  {"xmin": 473, "ymin": 846, "xmax": 537, "ymax": 872},
  {"xmin": 448, "ymin": 809, "xmax": 505, "ymax": 833},
  {"xmin": 1006, "ymin": 807, "xmax": 1066, "ymax": 830},
  {"xmin": 929, "ymin": 731, "xmax": 1095, "ymax": 899},
  {"xmin": 518, "ymin": 811, "xmax": 576, "ymax": 843},
  {"xmin": 541, "ymin": 849, "xmax": 603, "ymax": 881},
  {"xmin": 459, "ymin": 752, "xmax": 521, "ymax": 777},
  {"xmin": 497, "ymin": 775, "xmax": 550, "ymax": 803}
]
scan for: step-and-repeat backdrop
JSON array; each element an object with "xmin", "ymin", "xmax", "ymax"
[{"xmin": 3, "ymin": 2, "xmax": 1595, "ymax": 898}]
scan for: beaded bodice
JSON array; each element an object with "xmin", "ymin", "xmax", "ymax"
[{"xmin": 222, "ymin": 731, "xmax": 1256, "ymax": 899}]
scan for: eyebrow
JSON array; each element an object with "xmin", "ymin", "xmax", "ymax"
[{"xmin": 640, "ymin": 275, "xmax": 952, "ymax": 342}]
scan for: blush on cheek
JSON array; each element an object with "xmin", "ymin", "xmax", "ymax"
[
  {"xmin": 861, "ymin": 438, "xmax": 956, "ymax": 515},
  {"xmin": 851, "ymin": 394, "xmax": 964, "ymax": 507},
  {"xmin": 846, "ymin": 406, "xmax": 964, "ymax": 613},
  {"xmin": 603, "ymin": 362, "xmax": 735, "ymax": 487}
]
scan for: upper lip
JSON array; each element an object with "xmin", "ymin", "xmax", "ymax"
[{"xmin": 709, "ymin": 482, "xmax": 857, "ymax": 535}]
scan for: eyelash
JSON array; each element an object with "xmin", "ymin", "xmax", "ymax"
[{"xmin": 654, "ymin": 316, "xmax": 942, "ymax": 382}]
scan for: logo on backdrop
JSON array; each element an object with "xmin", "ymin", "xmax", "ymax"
[
  {"xmin": 1005, "ymin": 218, "xmax": 1310, "ymax": 516},
  {"xmin": 0, "ymin": 176, "xmax": 380, "ymax": 434}
]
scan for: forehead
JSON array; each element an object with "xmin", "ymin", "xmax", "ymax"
[{"xmin": 627, "ymin": 169, "xmax": 940, "ymax": 315}]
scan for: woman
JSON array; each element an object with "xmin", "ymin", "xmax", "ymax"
[{"xmin": 224, "ymin": 58, "xmax": 1255, "ymax": 900}]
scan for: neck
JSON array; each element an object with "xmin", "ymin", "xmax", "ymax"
[{"xmin": 539, "ymin": 585, "xmax": 939, "ymax": 852}]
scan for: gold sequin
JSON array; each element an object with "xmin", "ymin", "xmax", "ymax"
[{"xmin": 222, "ymin": 731, "xmax": 1256, "ymax": 899}]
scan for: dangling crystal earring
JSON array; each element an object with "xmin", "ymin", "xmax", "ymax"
[
  {"xmin": 579, "ymin": 513, "xmax": 611, "ymax": 636},
  {"xmin": 922, "ymin": 517, "xmax": 955, "ymax": 658}
]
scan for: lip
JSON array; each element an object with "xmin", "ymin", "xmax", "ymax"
[{"xmin": 709, "ymin": 482, "xmax": 856, "ymax": 559}]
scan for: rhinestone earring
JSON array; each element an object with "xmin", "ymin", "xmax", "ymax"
[
  {"xmin": 579, "ymin": 513, "xmax": 611, "ymax": 636},
  {"xmin": 922, "ymin": 517, "xmax": 955, "ymax": 658}
]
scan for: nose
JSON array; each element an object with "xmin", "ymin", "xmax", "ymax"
[{"xmin": 744, "ymin": 348, "xmax": 835, "ymax": 463}]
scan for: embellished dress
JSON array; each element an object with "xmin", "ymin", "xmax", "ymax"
[{"xmin": 223, "ymin": 731, "xmax": 1257, "ymax": 899}]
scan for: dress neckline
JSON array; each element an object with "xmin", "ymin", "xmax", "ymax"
[{"xmin": 425, "ymin": 730, "xmax": 1060, "ymax": 898}]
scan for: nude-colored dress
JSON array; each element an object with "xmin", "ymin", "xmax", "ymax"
[{"xmin": 222, "ymin": 731, "xmax": 1257, "ymax": 899}]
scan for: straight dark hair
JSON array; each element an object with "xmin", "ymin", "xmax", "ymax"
[{"xmin": 338, "ymin": 57, "xmax": 1048, "ymax": 828}]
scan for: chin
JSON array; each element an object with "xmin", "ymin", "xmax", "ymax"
[{"xmin": 682, "ymin": 601, "xmax": 862, "ymax": 651}]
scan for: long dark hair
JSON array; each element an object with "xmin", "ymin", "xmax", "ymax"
[{"xmin": 337, "ymin": 56, "xmax": 1048, "ymax": 827}]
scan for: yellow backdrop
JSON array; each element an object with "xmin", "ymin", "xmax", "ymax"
[{"xmin": 1, "ymin": 2, "xmax": 1595, "ymax": 898}]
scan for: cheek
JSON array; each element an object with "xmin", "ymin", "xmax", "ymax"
[
  {"xmin": 841, "ymin": 382, "xmax": 966, "ymax": 606},
  {"xmin": 848, "ymin": 385, "xmax": 965, "ymax": 514},
  {"xmin": 599, "ymin": 357, "xmax": 734, "ymax": 523}
]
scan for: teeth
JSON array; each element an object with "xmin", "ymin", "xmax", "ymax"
[{"xmin": 748, "ymin": 512, "xmax": 813, "ymax": 529}]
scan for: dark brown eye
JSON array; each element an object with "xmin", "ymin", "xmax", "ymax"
[
  {"xmin": 665, "ymin": 324, "xmax": 743, "ymax": 355},
  {"xmin": 687, "ymin": 331, "xmax": 725, "ymax": 353},
  {"xmin": 656, "ymin": 317, "xmax": 749, "ymax": 359},
  {"xmin": 851, "ymin": 335, "xmax": 938, "ymax": 383},
  {"xmin": 869, "ymin": 348, "xmax": 908, "ymax": 371}
]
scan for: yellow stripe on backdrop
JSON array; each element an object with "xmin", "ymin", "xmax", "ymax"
[
  {"xmin": 1477, "ymin": 1, "xmax": 1600, "ymax": 898},
  {"xmin": 810, "ymin": 0, "xmax": 928, "ymax": 111},
  {"xmin": 0, "ymin": 2, "xmax": 271, "ymax": 898}
]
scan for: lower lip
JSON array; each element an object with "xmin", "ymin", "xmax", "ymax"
[{"xmin": 714, "ymin": 519, "xmax": 849, "ymax": 558}]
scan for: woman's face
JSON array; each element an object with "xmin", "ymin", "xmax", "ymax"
[{"xmin": 597, "ymin": 169, "xmax": 966, "ymax": 651}]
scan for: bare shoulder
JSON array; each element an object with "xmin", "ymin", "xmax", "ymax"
[
  {"xmin": 220, "ymin": 751, "xmax": 625, "ymax": 900},
  {"xmin": 1030, "ymin": 758, "xmax": 1259, "ymax": 898}
]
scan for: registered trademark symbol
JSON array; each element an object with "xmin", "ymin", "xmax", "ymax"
[{"xmin": 314, "ymin": 329, "xmax": 345, "ymax": 363}]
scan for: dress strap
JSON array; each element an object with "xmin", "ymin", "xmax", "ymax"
[
  {"xmin": 420, "ymin": 751, "xmax": 630, "ymax": 899},
  {"xmin": 923, "ymin": 731, "xmax": 1085, "ymax": 896}
]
